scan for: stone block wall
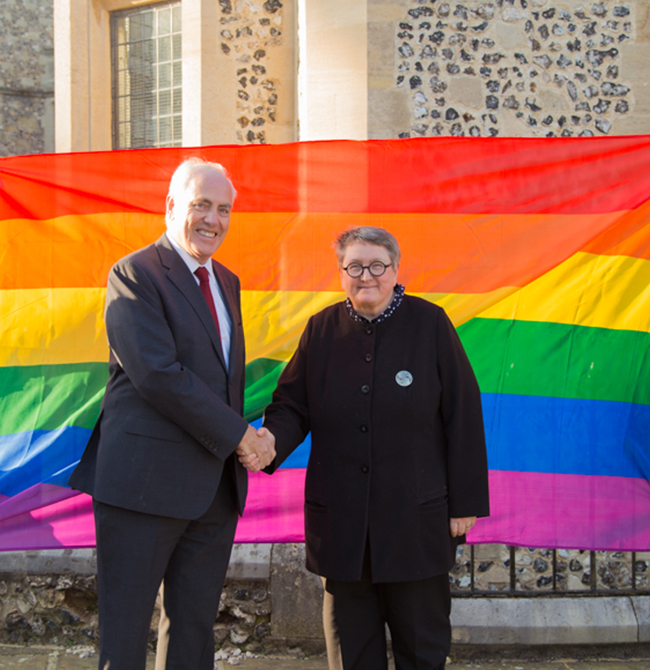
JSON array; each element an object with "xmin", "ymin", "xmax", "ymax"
[
  {"xmin": 0, "ymin": 0, "xmax": 54, "ymax": 156},
  {"xmin": 369, "ymin": 0, "xmax": 650, "ymax": 138}
]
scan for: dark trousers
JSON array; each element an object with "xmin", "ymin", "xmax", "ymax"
[
  {"xmin": 323, "ymin": 548, "xmax": 451, "ymax": 670},
  {"xmin": 92, "ymin": 468, "xmax": 238, "ymax": 670}
]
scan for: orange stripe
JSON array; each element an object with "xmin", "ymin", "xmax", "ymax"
[
  {"xmin": 0, "ymin": 213, "xmax": 166, "ymax": 289},
  {"xmin": 0, "ymin": 210, "xmax": 633, "ymax": 292},
  {"xmin": 582, "ymin": 198, "xmax": 650, "ymax": 258}
]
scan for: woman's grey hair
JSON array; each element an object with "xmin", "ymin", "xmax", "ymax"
[
  {"xmin": 166, "ymin": 158, "xmax": 237, "ymax": 225},
  {"xmin": 334, "ymin": 226, "xmax": 401, "ymax": 267}
]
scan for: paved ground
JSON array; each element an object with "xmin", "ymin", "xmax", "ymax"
[{"xmin": 1, "ymin": 644, "xmax": 650, "ymax": 670}]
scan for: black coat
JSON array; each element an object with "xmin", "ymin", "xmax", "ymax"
[
  {"xmin": 69, "ymin": 234, "xmax": 250, "ymax": 519},
  {"xmin": 264, "ymin": 295, "xmax": 490, "ymax": 583}
]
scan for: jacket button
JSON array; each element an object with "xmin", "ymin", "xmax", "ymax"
[
  {"xmin": 361, "ymin": 465, "xmax": 369, "ymax": 473},
  {"xmin": 365, "ymin": 353, "xmax": 372, "ymax": 362},
  {"xmin": 360, "ymin": 424, "xmax": 368, "ymax": 432},
  {"xmin": 361, "ymin": 384, "xmax": 370, "ymax": 394},
  {"xmin": 365, "ymin": 327, "xmax": 373, "ymax": 335}
]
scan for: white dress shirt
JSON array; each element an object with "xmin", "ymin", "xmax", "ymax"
[{"xmin": 166, "ymin": 233, "xmax": 232, "ymax": 370}]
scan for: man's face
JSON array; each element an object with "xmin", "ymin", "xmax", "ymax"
[{"xmin": 166, "ymin": 169, "xmax": 233, "ymax": 265}]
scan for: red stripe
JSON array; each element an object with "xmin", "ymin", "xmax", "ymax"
[{"xmin": 1, "ymin": 137, "xmax": 649, "ymax": 220}]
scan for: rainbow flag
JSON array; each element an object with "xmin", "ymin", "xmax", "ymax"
[{"xmin": 1, "ymin": 137, "xmax": 649, "ymax": 552}]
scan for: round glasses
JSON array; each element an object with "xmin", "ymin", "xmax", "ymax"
[{"xmin": 342, "ymin": 262, "xmax": 392, "ymax": 278}]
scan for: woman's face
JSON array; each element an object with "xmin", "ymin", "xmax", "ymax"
[{"xmin": 339, "ymin": 242, "xmax": 399, "ymax": 320}]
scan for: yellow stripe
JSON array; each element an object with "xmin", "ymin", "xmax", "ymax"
[
  {"xmin": 480, "ymin": 252, "xmax": 650, "ymax": 331},
  {"xmin": 242, "ymin": 291, "xmax": 344, "ymax": 363},
  {"xmin": 0, "ymin": 288, "xmax": 109, "ymax": 366},
  {"xmin": 3, "ymin": 251, "xmax": 649, "ymax": 366}
]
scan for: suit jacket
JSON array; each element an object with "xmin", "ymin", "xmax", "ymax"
[
  {"xmin": 69, "ymin": 234, "xmax": 250, "ymax": 519},
  {"xmin": 264, "ymin": 295, "xmax": 490, "ymax": 583}
]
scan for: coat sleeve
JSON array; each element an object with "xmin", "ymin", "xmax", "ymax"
[
  {"xmin": 104, "ymin": 257, "xmax": 249, "ymax": 460},
  {"xmin": 436, "ymin": 308, "xmax": 490, "ymax": 519},
  {"xmin": 262, "ymin": 317, "xmax": 314, "ymax": 473}
]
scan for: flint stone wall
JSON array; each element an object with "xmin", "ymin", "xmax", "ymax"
[
  {"xmin": 0, "ymin": 544, "xmax": 648, "ymax": 655},
  {"xmin": 0, "ymin": 0, "xmax": 53, "ymax": 156},
  {"xmin": 369, "ymin": 0, "xmax": 650, "ymax": 137},
  {"xmin": 218, "ymin": 0, "xmax": 286, "ymax": 145},
  {"xmin": 0, "ymin": 545, "xmax": 324, "ymax": 656}
]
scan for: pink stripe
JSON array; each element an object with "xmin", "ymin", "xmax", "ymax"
[
  {"xmin": 4, "ymin": 470, "xmax": 649, "ymax": 551},
  {"xmin": 468, "ymin": 471, "xmax": 650, "ymax": 551},
  {"xmin": 0, "ymin": 484, "xmax": 94, "ymax": 551},
  {"xmin": 234, "ymin": 469, "xmax": 305, "ymax": 543}
]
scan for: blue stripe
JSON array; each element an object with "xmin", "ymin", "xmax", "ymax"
[
  {"xmin": 482, "ymin": 394, "xmax": 650, "ymax": 479},
  {"xmin": 257, "ymin": 397, "xmax": 650, "ymax": 478},
  {"xmin": 0, "ymin": 427, "xmax": 91, "ymax": 497},
  {"xmin": 3, "ymin": 395, "xmax": 647, "ymax": 499}
]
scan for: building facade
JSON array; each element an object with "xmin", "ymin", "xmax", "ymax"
[{"xmin": 2, "ymin": 0, "xmax": 649, "ymax": 157}]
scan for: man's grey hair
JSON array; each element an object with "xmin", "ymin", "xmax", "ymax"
[
  {"xmin": 166, "ymin": 158, "xmax": 237, "ymax": 225},
  {"xmin": 334, "ymin": 226, "xmax": 401, "ymax": 267}
]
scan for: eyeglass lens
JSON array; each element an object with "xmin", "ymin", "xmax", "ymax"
[{"xmin": 346, "ymin": 262, "xmax": 388, "ymax": 278}]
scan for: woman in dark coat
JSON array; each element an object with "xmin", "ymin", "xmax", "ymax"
[{"xmin": 239, "ymin": 226, "xmax": 490, "ymax": 670}]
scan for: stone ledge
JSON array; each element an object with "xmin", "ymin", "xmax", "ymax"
[
  {"xmin": 0, "ymin": 545, "xmax": 273, "ymax": 580},
  {"xmin": 451, "ymin": 596, "xmax": 647, "ymax": 646}
]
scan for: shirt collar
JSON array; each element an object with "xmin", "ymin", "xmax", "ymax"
[
  {"xmin": 166, "ymin": 232, "xmax": 214, "ymax": 279},
  {"xmin": 345, "ymin": 283, "xmax": 406, "ymax": 324}
]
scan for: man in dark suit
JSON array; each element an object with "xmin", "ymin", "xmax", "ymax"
[{"xmin": 69, "ymin": 158, "xmax": 275, "ymax": 670}]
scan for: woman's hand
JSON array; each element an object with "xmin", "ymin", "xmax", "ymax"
[{"xmin": 449, "ymin": 516, "xmax": 477, "ymax": 537}]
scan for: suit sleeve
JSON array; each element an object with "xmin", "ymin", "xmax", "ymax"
[
  {"xmin": 262, "ymin": 318, "xmax": 314, "ymax": 473},
  {"xmin": 436, "ymin": 308, "xmax": 490, "ymax": 519},
  {"xmin": 104, "ymin": 257, "xmax": 249, "ymax": 461}
]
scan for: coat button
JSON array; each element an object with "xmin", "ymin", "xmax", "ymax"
[
  {"xmin": 365, "ymin": 327, "xmax": 373, "ymax": 335},
  {"xmin": 361, "ymin": 465, "xmax": 369, "ymax": 473},
  {"xmin": 361, "ymin": 385, "xmax": 370, "ymax": 394},
  {"xmin": 365, "ymin": 353, "xmax": 372, "ymax": 362},
  {"xmin": 360, "ymin": 424, "xmax": 368, "ymax": 432}
]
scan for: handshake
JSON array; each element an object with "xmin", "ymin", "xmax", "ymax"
[{"xmin": 235, "ymin": 425, "xmax": 276, "ymax": 473}]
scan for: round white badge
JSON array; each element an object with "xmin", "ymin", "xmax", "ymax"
[{"xmin": 395, "ymin": 370, "xmax": 413, "ymax": 387}]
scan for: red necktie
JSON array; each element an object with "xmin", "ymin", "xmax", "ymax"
[{"xmin": 194, "ymin": 266, "xmax": 222, "ymax": 339}]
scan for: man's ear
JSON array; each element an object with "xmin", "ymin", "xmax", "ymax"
[{"xmin": 165, "ymin": 194, "xmax": 174, "ymax": 218}]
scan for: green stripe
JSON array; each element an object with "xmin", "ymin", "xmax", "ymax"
[
  {"xmin": 0, "ymin": 357, "xmax": 286, "ymax": 436},
  {"xmin": 244, "ymin": 358, "xmax": 287, "ymax": 422},
  {"xmin": 4, "ymin": 320, "xmax": 644, "ymax": 438},
  {"xmin": 458, "ymin": 318, "xmax": 650, "ymax": 405},
  {"xmin": 0, "ymin": 362, "xmax": 108, "ymax": 435}
]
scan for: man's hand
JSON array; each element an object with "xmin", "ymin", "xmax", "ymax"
[
  {"xmin": 449, "ymin": 516, "xmax": 477, "ymax": 538},
  {"xmin": 235, "ymin": 425, "xmax": 276, "ymax": 472}
]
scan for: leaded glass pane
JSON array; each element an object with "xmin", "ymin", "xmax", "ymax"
[
  {"xmin": 173, "ymin": 61, "xmax": 182, "ymax": 87},
  {"xmin": 158, "ymin": 8, "xmax": 171, "ymax": 35},
  {"xmin": 159, "ymin": 117, "xmax": 172, "ymax": 143},
  {"xmin": 159, "ymin": 89, "xmax": 171, "ymax": 116},
  {"xmin": 172, "ymin": 34, "xmax": 181, "ymax": 60},
  {"xmin": 158, "ymin": 36, "xmax": 171, "ymax": 62},
  {"xmin": 171, "ymin": 5, "xmax": 181, "ymax": 33}
]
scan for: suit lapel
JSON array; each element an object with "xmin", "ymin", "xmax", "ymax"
[
  {"xmin": 212, "ymin": 260, "xmax": 242, "ymax": 378},
  {"xmin": 156, "ymin": 235, "xmax": 228, "ymax": 371}
]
